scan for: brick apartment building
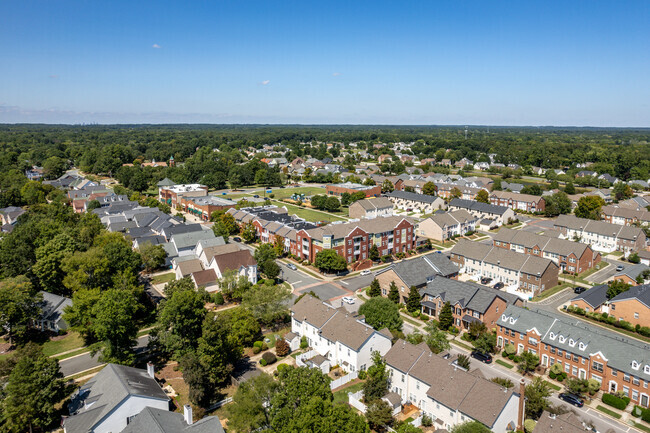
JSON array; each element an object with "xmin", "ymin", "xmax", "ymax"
[
  {"xmin": 493, "ymin": 227, "xmax": 601, "ymax": 275},
  {"xmin": 326, "ymin": 182, "xmax": 382, "ymax": 198},
  {"xmin": 489, "ymin": 190, "xmax": 546, "ymax": 213},
  {"xmin": 601, "ymin": 205, "xmax": 650, "ymax": 227},
  {"xmin": 181, "ymin": 196, "xmax": 236, "ymax": 221},
  {"xmin": 497, "ymin": 306, "xmax": 650, "ymax": 408},
  {"xmin": 570, "ymin": 283, "xmax": 650, "ymax": 328},
  {"xmin": 159, "ymin": 184, "xmax": 208, "ymax": 208},
  {"xmin": 296, "ymin": 216, "xmax": 417, "ymax": 264}
]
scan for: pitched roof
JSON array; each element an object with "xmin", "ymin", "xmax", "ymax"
[
  {"xmin": 304, "ymin": 216, "xmax": 416, "ymax": 241},
  {"xmin": 490, "ymin": 190, "xmax": 543, "ymax": 203},
  {"xmin": 448, "ymin": 198, "xmax": 510, "ymax": 216},
  {"xmin": 569, "ymin": 284, "xmax": 609, "ymax": 309},
  {"xmin": 610, "ymin": 283, "xmax": 650, "ymax": 307},
  {"xmin": 170, "ymin": 230, "xmax": 216, "ymax": 250},
  {"xmin": 376, "ymin": 252, "xmax": 459, "ymax": 287},
  {"xmin": 494, "ymin": 227, "xmax": 590, "ymax": 258},
  {"xmin": 419, "ymin": 277, "xmax": 520, "ymax": 313},
  {"xmin": 177, "ymin": 259, "xmax": 204, "ymax": 277},
  {"xmin": 351, "ymin": 197, "xmax": 393, "ymax": 211},
  {"xmin": 386, "ymin": 190, "xmax": 442, "ymax": 204},
  {"xmin": 533, "ymin": 411, "xmax": 585, "ymax": 433},
  {"xmin": 39, "ymin": 291, "xmax": 72, "ymax": 324},
  {"xmin": 121, "ymin": 407, "xmax": 224, "ymax": 433},
  {"xmin": 614, "ymin": 264, "xmax": 650, "ymax": 282},
  {"xmin": 554, "ymin": 215, "xmax": 644, "ymax": 241},
  {"xmin": 211, "ymin": 250, "xmax": 257, "ymax": 273},
  {"xmin": 427, "ymin": 209, "xmax": 477, "ymax": 228},
  {"xmin": 191, "ymin": 269, "xmax": 218, "ymax": 287},
  {"xmin": 65, "ymin": 364, "xmax": 169, "ymax": 433}
]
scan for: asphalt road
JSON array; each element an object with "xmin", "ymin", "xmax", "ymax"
[
  {"xmin": 589, "ymin": 259, "xmax": 625, "ymax": 284},
  {"xmin": 338, "ymin": 273, "xmax": 376, "ymax": 292},
  {"xmin": 59, "ymin": 335, "xmax": 150, "ymax": 377}
]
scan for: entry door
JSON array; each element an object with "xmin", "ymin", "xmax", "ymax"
[{"xmin": 642, "ymin": 394, "xmax": 649, "ymax": 408}]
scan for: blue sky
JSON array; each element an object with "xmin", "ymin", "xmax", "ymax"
[{"xmin": 1, "ymin": 1, "xmax": 648, "ymax": 126}]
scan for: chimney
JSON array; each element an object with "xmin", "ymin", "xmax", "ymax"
[
  {"xmin": 147, "ymin": 362, "xmax": 155, "ymax": 379},
  {"xmin": 517, "ymin": 378, "xmax": 526, "ymax": 431},
  {"xmin": 184, "ymin": 404, "xmax": 193, "ymax": 425}
]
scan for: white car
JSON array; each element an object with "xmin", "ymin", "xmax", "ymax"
[
  {"xmin": 342, "ymin": 296, "xmax": 355, "ymax": 304},
  {"xmin": 286, "ymin": 263, "xmax": 297, "ymax": 270},
  {"xmin": 360, "ymin": 270, "xmax": 371, "ymax": 276}
]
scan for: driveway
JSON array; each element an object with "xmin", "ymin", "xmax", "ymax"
[{"xmin": 528, "ymin": 287, "xmax": 576, "ymax": 313}]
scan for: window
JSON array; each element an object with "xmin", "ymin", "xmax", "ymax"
[
  {"xmin": 635, "ymin": 312, "xmax": 639, "ymax": 319},
  {"xmin": 624, "ymin": 374, "xmax": 630, "ymax": 383},
  {"xmin": 612, "ymin": 370, "xmax": 617, "ymax": 376},
  {"xmin": 593, "ymin": 361, "xmax": 604, "ymax": 373},
  {"xmin": 565, "ymin": 363, "xmax": 570, "ymax": 373}
]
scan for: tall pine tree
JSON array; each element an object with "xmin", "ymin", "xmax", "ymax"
[
  {"xmin": 439, "ymin": 301, "xmax": 454, "ymax": 330},
  {"xmin": 406, "ymin": 286, "xmax": 421, "ymax": 313},
  {"xmin": 388, "ymin": 281, "xmax": 400, "ymax": 304},
  {"xmin": 368, "ymin": 278, "xmax": 381, "ymax": 297}
]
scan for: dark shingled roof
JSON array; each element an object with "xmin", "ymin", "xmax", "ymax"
[
  {"xmin": 448, "ymin": 198, "xmax": 510, "ymax": 216},
  {"xmin": 419, "ymin": 277, "xmax": 520, "ymax": 314},
  {"xmin": 377, "ymin": 252, "xmax": 459, "ymax": 287},
  {"xmin": 121, "ymin": 407, "xmax": 224, "ymax": 433},
  {"xmin": 569, "ymin": 284, "xmax": 609, "ymax": 309},
  {"xmin": 386, "ymin": 190, "xmax": 442, "ymax": 204},
  {"xmin": 610, "ymin": 283, "xmax": 650, "ymax": 307}
]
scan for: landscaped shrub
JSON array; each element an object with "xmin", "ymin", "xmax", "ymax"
[
  {"xmin": 260, "ymin": 359, "xmax": 267, "ymax": 366},
  {"xmin": 421, "ymin": 415, "xmax": 433, "ymax": 427},
  {"xmin": 213, "ymin": 292, "xmax": 225, "ymax": 305},
  {"xmin": 504, "ymin": 344, "xmax": 516, "ymax": 356},
  {"xmin": 358, "ymin": 370, "xmax": 367, "ymax": 380},
  {"xmin": 262, "ymin": 352, "xmax": 277, "ymax": 365},
  {"xmin": 602, "ymin": 393, "xmax": 630, "ymax": 410},
  {"xmin": 524, "ymin": 419, "xmax": 536, "ymax": 433},
  {"xmin": 261, "ymin": 342, "xmax": 268, "ymax": 351},
  {"xmin": 252, "ymin": 346, "xmax": 261, "ymax": 354},
  {"xmin": 277, "ymin": 363, "xmax": 290, "ymax": 374},
  {"xmin": 253, "ymin": 341, "xmax": 263, "ymax": 349},
  {"xmin": 300, "ymin": 336, "xmax": 308, "ymax": 349},
  {"xmin": 419, "ymin": 313, "xmax": 429, "ymax": 321},
  {"xmin": 275, "ymin": 338, "xmax": 290, "ymax": 357}
]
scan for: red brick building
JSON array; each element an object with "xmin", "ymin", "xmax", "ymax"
[
  {"xmin": 489, "ymin": 191, "xmax": 545, "ymax": 213},
  {"xmin": 181, "ymin": 196, "xmax": 236, "ymax": 221},
  {"xmin": 159, "ymin": 184, "xmax": 208, "ymax": 208}
]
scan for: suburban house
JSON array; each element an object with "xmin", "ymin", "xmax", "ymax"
[
  {"xmin": 497, "ymin": 305, "xmax": 650, "ymax": 408},
  {"xmin": 121, "ymin": 406, "xmax": 224, "ymax": 433},
  {"xmin": 0, "ymin": 206, "xmax": 26, "ymax": 226},
  {"xmin": 493, "ymin": 228, "xmax": 600, "ymax": 274},
  {"xmin": 197, "ymin": 243, "xmax": 241, "ymax": 268},
  {"xmin": 208, "ymin": 249, "xmax": 257, "ymax": 284},
  {"xmin": 613, "ymin": 264, "xmax": 650, "ymax": 285},
  {"xmin": 570, "ymin": 283, "xmax": 650, "ymax": 328},
  {"xmin": 601, "ymin": 205, "xmax": 650, "ymax": 227},
  {"xmin": 416, "ymin": 210, "xmax": 478, "ymax": 241},
  {"xmin": 450, "ymin": 239, "xmax": 559, "ymax": 298},
  {"xmin": 296, "ymin": 216, "xmax": 417, "ymax": 264},
  {"xmin": 533, "ymin": 411, "xmax": 586, "ymax": 433},
  {"xmin": 174, "ymin": 257, "xmax": 204, "ymax": 280},
  {"xmin": 348, "ymin": 197, "xmax": 394, "ymax": 219},
  {"xmin": 375, "ymin": 252, "xmax": 459, "ymax": 302},
  {"xmin": 419, "ymin": 277, "xmax": 523, "ymax": 329},
  {"xmin": 37, "ymin": 291, "xmax": 72, "ymax": 333},
  {"xmin": 64, "ymin": 363, "xmax": 169, "ymax": 433},
  {"xmin": 638, "ymin": 250, "xmax": 650, "ymax": 266},
  {"xmin": 435, "ymin": 184, "xmax": 485, "ymax": 201},
  {"xmin": 291, "ymin": 295, "xmax": 392, "ymax": 373},
  {"xmin": 169, "ymin": 230, "xmax": 216, "ymax": 256},
  {"xmin": 385, "ymin": 190, "xmax": 446, "ymax": 214},
  {"xmin": 384, "ymin": 340, "xmax": 522, "ymax": 433},
  {"xmin": 190, "ymin": 269, "xmax": 219, "ymax": 292},
  {"xmin": 553, "ymin": 215, "xmax": 646, "ymax": 255},
  {"xmin": 158, "ymin": 183, "xmax": 208, "ymax": 208},
  {"xmin": 447, "ymin": 199, "xmax": 516, "ymax": 227},
  {"xmin": 160, "ymin": 223, "xmax": 203, "ymax": 241},
  {"xmin": 489, "ymin": 190, "xmax": 545, "ymax": 213},
  {"xmin": 326, "ymin": 182, "xmax": 382, "ymax": 198}
]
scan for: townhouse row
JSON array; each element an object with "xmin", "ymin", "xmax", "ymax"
[{"xmin": 554, "ymin": 214, "xmax": 646, "ymax": 255}]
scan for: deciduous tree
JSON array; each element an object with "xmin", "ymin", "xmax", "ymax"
[
  {"xmin": 315, "ymin": 249, "xmax": 347, "ymax": 273},
  {"xmin": 91, "ymin": 288, "xmax": 138, "ymax": 364},
  {"xmin": 358, "ymin": 297, "xmax": 403, "ymax": 331},
  {"xmin": 0, "ymin": 276, "xmax": 41, "ymax": 345},
  {"xmin": 242, "ymin": 284, "xmax": 291, "ymax": 326},
  {"xmin": 575, "ymin": 195, "xmax": 605, "ymax": 220}
]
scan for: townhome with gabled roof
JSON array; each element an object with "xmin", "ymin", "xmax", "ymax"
[
  {"xmin": 497, "ymin": 305, "xmax": 650, "ymax": 408},
  {"xmin": 493, "ymin": 227, "xmax": 601, "ymax": 274},
  {"xmin": 384, "ymin": 340, "xmax": 522, "ymax": 432},
  {"xmin": 553, "ymin": 214, "xmax": 646, "ymax": 255},
  {"xmin": 290, "ymin": 295, "xmax": 392, "ymax": 373},
  {"xmin": 489, "ymin": 190, "xmax": 545, "ymax": 213},
  {"xmin": 447, "ymin": 198, "xmax": 516, "ymax": 227},
  {"xmin": 385, "ymin": 190, "xmax": 446, "ymax": 214},
  {"xmin": 417, "ymin": 209, "xmax": 478, "ymax": 241},
  {"xmin": 601, "ymin": 205, "xmax": 650, "ymax": 227},
  {"xmin": 348, "ymin": 197, "xmax": 394, "ymax": 219}
]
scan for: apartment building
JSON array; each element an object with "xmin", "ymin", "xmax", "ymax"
[
  {"xmin": 419, "ymin": 277, "xmax": 523, "ymax": 329},
  {"xmin": 417, "ymin": 209, "xmax": 478, "ymax": 241},
  {"xmin": 497, "ymin": 305, "xmax": 650, "ymax": 408},
  {"xmin": 450, "ymin": 239, "xmax": 559, "ymax": 297},
  {"xmin": 181, "ymin": 196, "xmax": 236, "ymax": 221},
  {"xmin": 385, "ymin": 190, "xmax": 446, "ymax": 214},
  {"xmin": 326, "ymin": 182, "xmax": 382, "ymax": 198},
  {"xmin": 601, "ymin": 205, "xmax": 650, "ymax": 227},
  {"xmin": 570, "ymin": 283, "xmax": 650, "ymax": 328},
  {"xmin": 348, "ymin": 197, "xmax": 394, "ymax": 219},
  {"xmin": 493, "ymin": 227, "xmax": 601, "ymax": 274},
  {"xmin": 291, "ymin": 295, "xmax": 392, "ymax": 373},
  {"xmin": 489, "ymin": 190, "xmax": 545, "ymax": 213},
  {"xmin": 447, "ymin": 198, "xmax": 516, "ymax": 227},
  {"xmin": 436, "ymin": 184, "xmax": 485, "ymax": 200},
  {"xmin": 554, "ymin": 214, "xmax": 646, "ymax": 254},
  {"xmin": 384, "ymin": 340, "xmax": 522, "ymax": 433},
  {"xmin": 158, "ymin": 184, "xmax": 208, "ymax": 208},
  {"xmin": 296, "ymin": 216, "xmax": 417, "ymax": 264},
  {"xmin": 375, "ymin": 253, "xmax": 459, "ymax": 302}
]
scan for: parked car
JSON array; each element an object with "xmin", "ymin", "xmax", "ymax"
[
  {"xmin": 342, "ymin": 296, "xmax": 355, "ymax": 305},
  {"xmin": 253, "ymin": 194, "xmax": 260, "ymax": 198},
  {"xmin": 286, "ymin": 263, "xmax": 297, "ymax": 270},
  {"xmin": 360, "ymin": 270, "xmax": 371, "ymax": 276},
  {"xmin": 574, "ymin": 286, "xmax": 586, "ymax": 294},
  {"xmin": 559, "ymin": 393, "xmax": 584, "ymax": 407},
  {"xmin": 471, "ymin": 351, "xmax": 493, "ymax": 364},
  {"xmin": 493, "ymin": 282, "xmax": 504, "ymax": 290},
  {"xmin": 233, "ymin": 236, "xmax": 242, "ymax": 242},
  {"xmin": 616, "ymin": 265, "xmax": 625, "ymax": 272},
  {"xmin": 481, "ymin": 277, "xmax": 493, "ymax": 285}
]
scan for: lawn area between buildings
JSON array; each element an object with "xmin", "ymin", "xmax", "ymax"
[
  {"xmin": 632, "ymin": 422, "xmax": 650, "ymax": 433},
  {"xmin": 270, "ymin": 200, "xmax": 347, "ymax": 222},
  {"xmin": 151, "ymin": 272, "xmax": 176, "ymax": 285},
  {"xmin": 578, "ymin": 262, "xmax": 610, "ymax": 281},
  {"xmin": 531, "ymin": 283, "xmax": 573, "ymax": 302},
  {"xmin": 42, "ymin": 331, "xmax": 85, "ymax": 357},
  {"xmin": 596, "ymin": 405, "xmax": 622, "ymax": 419},
  {"xmin": 269, "ymin": 186, "xmax": 327, "ymax": 200},
  {"xmin": 495, "ymin": 359, "xmax": 514, "ymax": 369},
  {"xmin": 332, "ymin": 380, "xmax": 365, "ymax": 405}
]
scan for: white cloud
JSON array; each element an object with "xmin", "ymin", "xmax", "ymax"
[
  {"xmin": 261, "ymin": 80, "xmax": 270, "ymax": 85},
  {"xmin": 332, "ymin": 72, "xmax": 341, "ymax": 76},
  {"xmin": 152, "ymin": 44, "xmax": 161, "ymax": 49}
]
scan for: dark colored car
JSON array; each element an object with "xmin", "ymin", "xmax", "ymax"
[
  {"xmin": 481, "ymin": 277, "xmax": 493, "ymax": 285},
  {"xmin": 559, "ymin": 393, "xmax": 584, "ymax": 407},
  {"xmin": 471, "ymin": 351, "xmax": 493, "ymax": 364},
  {"xmin": 493, "ymin": 282, "xmax": 504, "ymax": 290},
  {"xmin": 233, "ymin": 236, "xmax": 242, "ymax": 242},
  {"xmin": 574, "ymin": 286, "xmax": 586, "ymax": 294}
]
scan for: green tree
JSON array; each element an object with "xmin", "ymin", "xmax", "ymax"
[
  {"xmin": 42, "ymin": 156, "xmax": 68, "ymax": 179},
  {"xmin": 197, "ymin": 311, "xmax": 243, "ymax": 388},
  {"xmin": 365, "ymin": 399, "xmax": 393, "ymax": 431},
  {"xmin": 87, "ymin": 199, "xmax": 101, "ymax": 211},
  {"xmin": 472, "ymin": 332, "xmax": 497, "ymax": 354},
  {"xmin": 467, "ymin": 321, "xmax": 487, "ymax": 340},
  {"xmin": 315, "ymin": 249, "xmax": 347, "ymax": 273},
  {"xmin": 220, "ymin": 307, "xmax": 261, "ymax": 347},
  {"xmin": 255, "ymin": 243, "xmax": 277, "ymax": 264},
  {"xmin": 241, "ymin": 221, "xmax": 257, "ymax": 243},
  {"xmin": 358, "ymin": 297, "xmax": 403, "ymax": 331},
  {"xmin": 368, "ymin": 278, "xmax": 381, "ymax": 297},
  {"xmin": 91, "ymin": 289, "xmax": 138, "ymax": 364},
  {"xmin": 422, "ymin": 181, "xmax": 437, "ymax": 196},
  {"xmin": 179, "ymin": 352, "xmax": 212, "ymax": 406},
  {"xmin": 476, "ymin": 189, "xmax": 489, "ymax": 203},
  {"xmin": 138, "ymin": 243, "xmax": 167, "ymax": 273},
  {"xmin": 525, "ymin": 376, "xmax": 551, "ymax": 420},
  {"xmin": 425, "ymin": 320, "xmax": 450, "ymax": 354},
  {"xmin": 565, "ymin": 378, "xmax": 589, "ymax": 397},
  {"xmin": 369, "ymin": 244, "xmax": 380, "ymax": 261},
  {"xmin": 33, "ymin": 233, "xmax": 79, "ymax": 295},
  {"xmin": 575, "ymin": 195, "xmax": 605, "ymax": 220},
  {"xmin": 492, "ymin": 178, "xmax": 502, "ymax": 190},
  {"xmin": 450, "ymin": 187, "xmax": 463, "ymax": 200},
  {"xmin": 406, "ymin": 285, "xmax": 421, "ymax": 313},
  {"xmin": 273, "ymin": 235, "xmax": 285, "ymax": 257},
  {"xmin": 544, "ymin": 191, "xmax": 572, "ymax": 217},
  {"xmin": 0, "ymin": 276, "xmax": 41, "ymax": 345},
  {"xmin": 607, "ymin": 279, "xmax": 630, "ymax": 299},
  {"xmin": 63, "ymin": 288, "xmax": 102, "ymax": 343},
  {"xmin": 20, "ymin": 181, "xmax": 48, "ymax": 205},
  {"xmin": 325, "ymin": 196, "xmax": 341, "ymax": 212},
  {"xmin": 438, "ymin": 301, "xmax": 454, "ymax": 330},
  {"xmin": 613, "ymin": 182, "xmax": 633, "ymax": 201},
  {"xmin": 262, "ymin": 259, "xmax": 281, "ymax": 280},
  {"xmin": 564, "ymin": 181, "xmax": 576, "ymax": 194},
  {"xmin": 456, "ymin": 354, "xmax": 471, "ymax": 370},
  {"xmin": 388, "ymin": 281, "xmax": 400, "ymax": 304},
  {"xmin": 242, "ymin": 284, "xmax": 291, "ymax": 326},
  {"xmin": 396, "ymin": 423, "xmax": 422, "ymax": 433},
  {"xmin": 450, "ymin": 421, "xmax": 491, "ymax": 433},
  {"xmin": 517, "ymin": 351, "xmax": 539, "ymax": 375},
  {"xmin": 381, "ymin": 179, "xmax": 394, "ymax": 193},
  {"xmin": 363, "ymin": 351, "xmax": 389, "ymax": 402},
  {"xmin": 0, "ymin": 344, "xmax": 68, "ymax": 433},
  {"xmin": 227, "ymin": 373, "xmax": 279, "ymax": 433}
]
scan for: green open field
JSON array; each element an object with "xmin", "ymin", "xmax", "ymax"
[
  {"xmin": 151, "ymin": 272, "xmax": 176, "ymax": 285},
  {"xmin": 270, "ymin": 200, "xmax": 347, "ymax": 222},
  {"xmin": 269, "ymin": 186, "xmax": 328, "ymax": 200},
  {"xmin": 42, "ymin": 331, "xmax": 85, "ymax": 357}
]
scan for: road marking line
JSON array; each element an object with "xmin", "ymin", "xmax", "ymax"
[
  {"xmin": 340, "ymin": 281, "xmax": 349, "ymax": 285},
  {"xmin": 293, "ymin": 280, "xmax": 302, "ymax": 285}
]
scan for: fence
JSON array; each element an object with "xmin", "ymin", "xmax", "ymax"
[
  {"xmin": 330, "ymin": 371, "xmax": 358, "ymax": 390},
  {"xmin": 206, "ymin": 396, "xmax": 233, "ymax": 411},
  {"xmin": 295, "ymin": 349, "xmax": 318, "ymax": 368},
  {"xmin": 348, "ymin": 390, "xmax": 367, "ymax": 413}
]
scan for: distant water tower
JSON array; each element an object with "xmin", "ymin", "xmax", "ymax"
[{"xmin": 464, "ymin": 126, "xmax": 468, "ymax": 140}]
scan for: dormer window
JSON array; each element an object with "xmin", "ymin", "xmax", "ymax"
[
  {"xmin": 501, "ymin": 314, "xmax": 507, "ymax": 322},
  {"xmin": 632, "ymin": 361, "xmax": 640, "ymax": 370},
  {"xmin": 578, "ymin": 342, "xmax": 586, "ymax": 351},
  {"xmin": 509, "ymin": 317, "xmax": 516, "ymax": 325},
  {"xmin": 569, "ymin": 339, "xmax": 576, "ymax": 347},
  {"xmin": 559, "ymin": 336, "xmax": 566, "ymax": 343},
  {"xmin": 549, "ymin": 332, "xmax": 556, "ymax": 340},
  {"xmin": 644, "ymin": 365, "xmax": 650, "ymax": 374}
]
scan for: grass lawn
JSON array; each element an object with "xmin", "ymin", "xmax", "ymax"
[
  {"xmin": 578, "ymin": 262, "xmax": 610, "ymax": 281},
  {"xmin": 496, "ymin": 359, "xmax": 514, "ymax": 369},
  {"xmin": 151, "ymin": 272, "xmax": 176, "ymax": 285},
  {"xmin": 269, "ymin": 186, "xmax": 327, "ymax": 200},
  {"xmin": 69, "ymin": 365, "xmax": 105, "ymax": 380},
  {"xmin": 596, "ymin": 405, "xmax": 622, "ymax": 419},
  {"xmin": 42, "ymin": 331, "xmax": 85, "ymax": 357},
  {"xmin": 531, "ymin": 283, "xmax": 572, "ymax": 302},
  {"xmin": 632, "ymin": 422, "xmax": 650, "ymax": 433},
  {"xmin": 332, "ymin": 381, "xmax": 365, "ymax": 405},
  {"xmin": 451, "ymin": 340, "xmax": 473, "ymax": 351},
  {"xmin": 543, "ymin": 380, "xmax": 561, "ymax": 391},
  {"xmin": 263, "ymin": 327, "xmax": 291, "ymax": 348},
  {"xmin": 269, "ymin": 200, "xmax": 347, "ymax": 222},
  {"xmin": 608, "ymin": 251, "xmax": 624, "ymax": 257}
]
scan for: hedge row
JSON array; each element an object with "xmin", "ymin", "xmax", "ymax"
[
  {"xmin": 601, "ymin": 393, "xmax": 630, "ymax": 410},
  {"xmin": 632, "ymin": 405, "xmax": 650, "ymax": 423}
]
